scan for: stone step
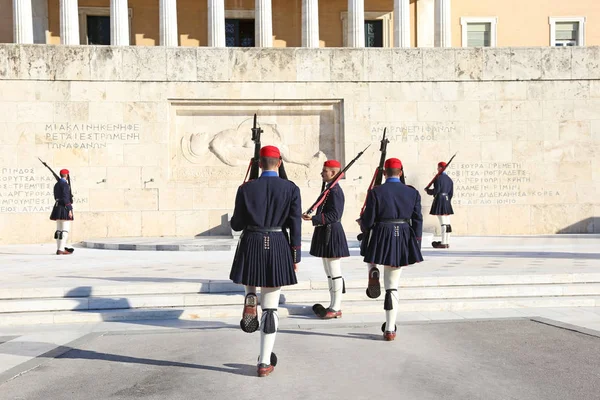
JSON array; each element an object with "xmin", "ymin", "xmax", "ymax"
[
  {"xmin": 1, "ymin": 296, "xmax": 599, "ymax": 326},
  {"xmin": 3, "ymin": 284, "xmax": 600, "ymax": 314},
  {"xmin": 3, "ymin": 273, "xmax": 600, "ymax": 300}
]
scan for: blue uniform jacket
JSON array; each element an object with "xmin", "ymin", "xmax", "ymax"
[
  {"xmin": 53, "ymin": 179, "xmax": 73, "ymax": 211},
  {"xmin": 311, "ymin": 184, "xmax": 344, "ymax": 227},
  {"xmin": 360, "ymin": 179, "xmax": 423, "ymax": 239},
  {"xmin": 426, "ymin": 173, "xmax": 453, "ymax": 200},
  {"xmin": 231, "ymin": 172, "xmax": 302, "ymax": 263}
]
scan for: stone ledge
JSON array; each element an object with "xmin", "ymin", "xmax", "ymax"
[{"xmin": 1, "ymin": 44, "xmax": 597, "ymax": 83}]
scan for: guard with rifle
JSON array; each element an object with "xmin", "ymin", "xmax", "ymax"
[
  {"xmin": 229, "ymin": 136, "xmax": 301, "ymax": 378},
  {"xmin": 425, "ymin": 157, "xmax": 455, "ymax": 249},
  {"xmin": 302, "ymin": 159, "xmax": 350, "ymax": 320},
  {"xmin": 38, "ymin": 158, "xmax": 74, "ymax": 255},
  {"xmin": 358, "ymin": 157, "xmax": 423, "ymax": 341},
  {"xmin": 49, "ymin": 167, "xmax": 74, "ymax": 255}
]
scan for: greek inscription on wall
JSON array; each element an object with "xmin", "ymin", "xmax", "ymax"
[
  {"xmin": 451, "ymin": 163, "xmax": 559, "ymax": 206},
  {"xmin": 370, "ymin": 124, "xmax": 457, "ymax": 143},
  {"xmin": 0, "ymin": 168, "xmax": 88, "ymax": 213},
  {"xmin": 38, "ymin": 123, "xmax": 142, "ymax": 149}
]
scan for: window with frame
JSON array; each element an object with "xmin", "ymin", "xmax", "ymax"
[
  {"xmin": 460, "ymin": 17, "xmax": 497, "ymax": 47},
  {"xmin": 550, "ymin": 17, "xmax": 585, "ymax": 47},
  {"xmin": 364, "ymin": 20, "xmax": 383, "ymax": 47},
  {"xmin": 225, "ymin": 19, "xmax": 255, "ymax": 47}
]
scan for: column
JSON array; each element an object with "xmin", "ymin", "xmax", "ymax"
[
  {"xmin": 302, "ymin": 0, "xmax": 319, "ymax": 47},
  {"xmin": 416, "ymin": 0, "xmax": 434, "ymax": 47},
  {"xmin": 32, "ymin": 0, "xmax": 49, "ymax": 44},
  {"xmin": 434, "ymin": 0, "xmax": 451, "ymax": 47},
  {"xmin": 207, "ymin": 0, "xmax": 225, "ymax": 47},
  {"xmin": 110, "ymin": 0, "xmax": 129, "ymax": 45},
  {"xmin": 394, "ymin": 0, "xmax": 410, "ymax": 47},
  {"xmin": 60, "ymin": 0, "xmax": 80, "ymax": 45},
  {"xmin": 255, "ymin": 0, "xmax": 273, "ymax": 47},
  {"xmin": 159, "ymin": 0, "xmax": 178, "ymax": 46},
  {"xmin": 347, "ymin": 0, "xmax": 364, "ymax": 47},
  {"xmin": 13, "ymin": 0, "xmax": 34, "ymax": 44}
]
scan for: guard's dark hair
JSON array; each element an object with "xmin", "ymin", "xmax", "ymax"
[
  {"xmin": 385, "ymin": 168, "xmax": 402, "ymax": 177},
  {"xmin": 260, "ymin": 157, "xmax": 280, "ymax": 169}
]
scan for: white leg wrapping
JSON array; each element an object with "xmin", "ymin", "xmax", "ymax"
[
  {"xmin": 245, "ymin": 286, "xmax": 257, "ymax": 296},
  {"xmin": 56, "ymin": 221, "xmax": 63, "ymax": 250},
  {"xmin": 443, "ymin": 215, "xmax": 451, "ymax": 245},
  {"xmin": 322, "ymin": 258, "xmax": 333, "ymax": 308},
  {"xmin": 384, "ymin": 266, "xmax": 402, "ymax": 332},
  {"xmin": 60, "ymin": 221, "xmax": 71, "ymax": 250},
  {"xmin": 437, "ymin": 215, "xmax": 444, "ymax": 242},
  {"xmin": 328, "ymin": 258, "xmax": 343, "ymax": 311},
  {"xmin": 259, "ymin": 287, "xmax": 280, "ymax": 365}
]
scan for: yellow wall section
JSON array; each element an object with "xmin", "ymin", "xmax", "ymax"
[
  {"xmin": 452, "ymin": 0, "xmax": 600, "ymax": 47},
  {"xmin": 2, "ymin": 0, "xmax": 600, "ymax": 47}
]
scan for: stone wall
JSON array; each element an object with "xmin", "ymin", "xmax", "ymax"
[{"xmin": 1, "ymin": 45, "xmax": 600, "ymax": 244}]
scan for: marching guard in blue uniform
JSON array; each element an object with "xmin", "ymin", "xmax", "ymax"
[
  {"xmin": 425, "ymin": 161, "xmax": 454, "ymax": 249},
  {"xmin": 229, "ymin": 145, "xmax": 302, "ymax": 377},
  {"xmin": 49, "ymin": 168, "xmax": 74, "ymax": 255},
  {"xmin": 359, "ymin": 158, "xmax": 423, "ymax": 341},
  {"xmin": 303, "ymin": 160, "xmax": 350, "ymax": 320}
]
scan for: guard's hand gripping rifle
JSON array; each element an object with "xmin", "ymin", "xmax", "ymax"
[
  {"xmin": 304, "ymin": 144, "xmax": 371, "ymax": 215},
  {"xmin": 38, "ymin": 157, "xmax": 73, "ymax": 202},
  {"xmin": 243, "ymin": 114, "xmax": 288, "ymax": 183},
  {"xmin": 424, "ymin": 153, "xmax": 457, "ymax": 191}
]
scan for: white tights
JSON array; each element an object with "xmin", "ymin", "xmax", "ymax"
[
  {"xmin": 384, "ymin": 266, "xmax": 403, "ymax": 332},
  {"xmin": 437, "ymin": 215, "xmax": 451, "ymax": 245},
  {"xmin": 245, "ymin": 286, "xmax": 281, "ymax": 365},
  {"xmin": 322, "ymin": 258, "xmax": 343, "ymax": 311},
  {"xmin": 56, "ymin": 220, "xmax": 71, "ymax": 251}
]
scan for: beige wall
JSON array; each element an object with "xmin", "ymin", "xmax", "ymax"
[{"xmin": 452, "ymin": 0, "xmax": 600, "ymax": 47}]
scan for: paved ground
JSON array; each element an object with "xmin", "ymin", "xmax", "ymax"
[
  {"xmin": 1, "ymin": 319, "xmax": 599, "ymax": 400},
  {"xmin": 2, "ymin": 236, "xmax": 600, "ymax": 291}
]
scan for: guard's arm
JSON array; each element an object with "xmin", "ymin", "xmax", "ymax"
[
  {"xmin": 359, "ymin": 190, "xmax": 377, "ymax": 233},
  {"xmin": 411, "ymin": 191, "xmax": 423, "ymax": 243},
  {"xmin": 287, "ymin": 185, "xmax": 302, "ymax": 263},
  {"xmin": 62, "ymin": 182, "xmax": 73, "ymax": 211},
  {"xmin": 230, "ymin": 187, "xmax": 246, "ymax": 232}
]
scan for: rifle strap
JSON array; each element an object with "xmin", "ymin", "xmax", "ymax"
[{"xmin": 243, "ymin": 159, "xmax": 253, "ymax": 183}]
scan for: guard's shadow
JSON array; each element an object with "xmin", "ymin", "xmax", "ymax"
[
  {"xmin": 0, "ymin": 342, "xmax": 256, "ymax": 377},
  {"xmin": 278, "ymin": 328, "xmax": 381, "ymax": 341}
]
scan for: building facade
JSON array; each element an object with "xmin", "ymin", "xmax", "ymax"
[{"xmin": 1, "ymin": 0, "xmax": 599, "ymax": 48}]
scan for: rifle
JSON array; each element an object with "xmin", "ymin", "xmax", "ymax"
[
  {"xmin": 304, "ymin": 144, "xmax": 371, "ymax": 215},
  {"xmin": 357, "ymin": 129, "xmax": 390, "ymax": 242},
  {"xmin": 359, "ymin": 129, "xmax": 389, "ymax": 216},
  {"xmin": 38, "ymin": 157, "xmax": 74, "ymax": 201},
  {"xmin": 243, "ymin": 114, "xmax": 288, "ymax": 182},
  {"xmin": 424, "ymin": 152, "xmax": 457, "ymax": 191}
]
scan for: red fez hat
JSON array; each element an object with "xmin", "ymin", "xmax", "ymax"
[
  {"xmin": 384, "ymin": 158, "xmax": 402, "ymax": 169},
  {"xmin": 438, "ymin": 161, "xmax": 447, "ymax": 168},
  {"xmin": 60, "ymin": 169, "xmax": 70, "ymax": 175},
  {"xmin": 323, "ymin": 160, "xmax": 341, "ymax": 168},
  {"xmin": 259, "ymin": 145, "xmax": 281, "ymax": 158}
]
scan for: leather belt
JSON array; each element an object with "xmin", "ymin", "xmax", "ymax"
[
  {"xmin": 246, "ymin": 226, "xmax": 282, "ymax": 232},
  {"xmin": 378, "ymin": 219, "xmax": 409, "ymax": 224},
  {"xmin": 437, "ymin": 193, "xmax": 448, "ymax": 196}
]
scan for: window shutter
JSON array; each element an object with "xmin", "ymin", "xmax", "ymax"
[
  {"xmin": 555, "ymin": 21, "xmax": 578, "ymax": 41},
  {"xmin": 467, "ymin": 23, "xmax": 491, "ymax": 47}
]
